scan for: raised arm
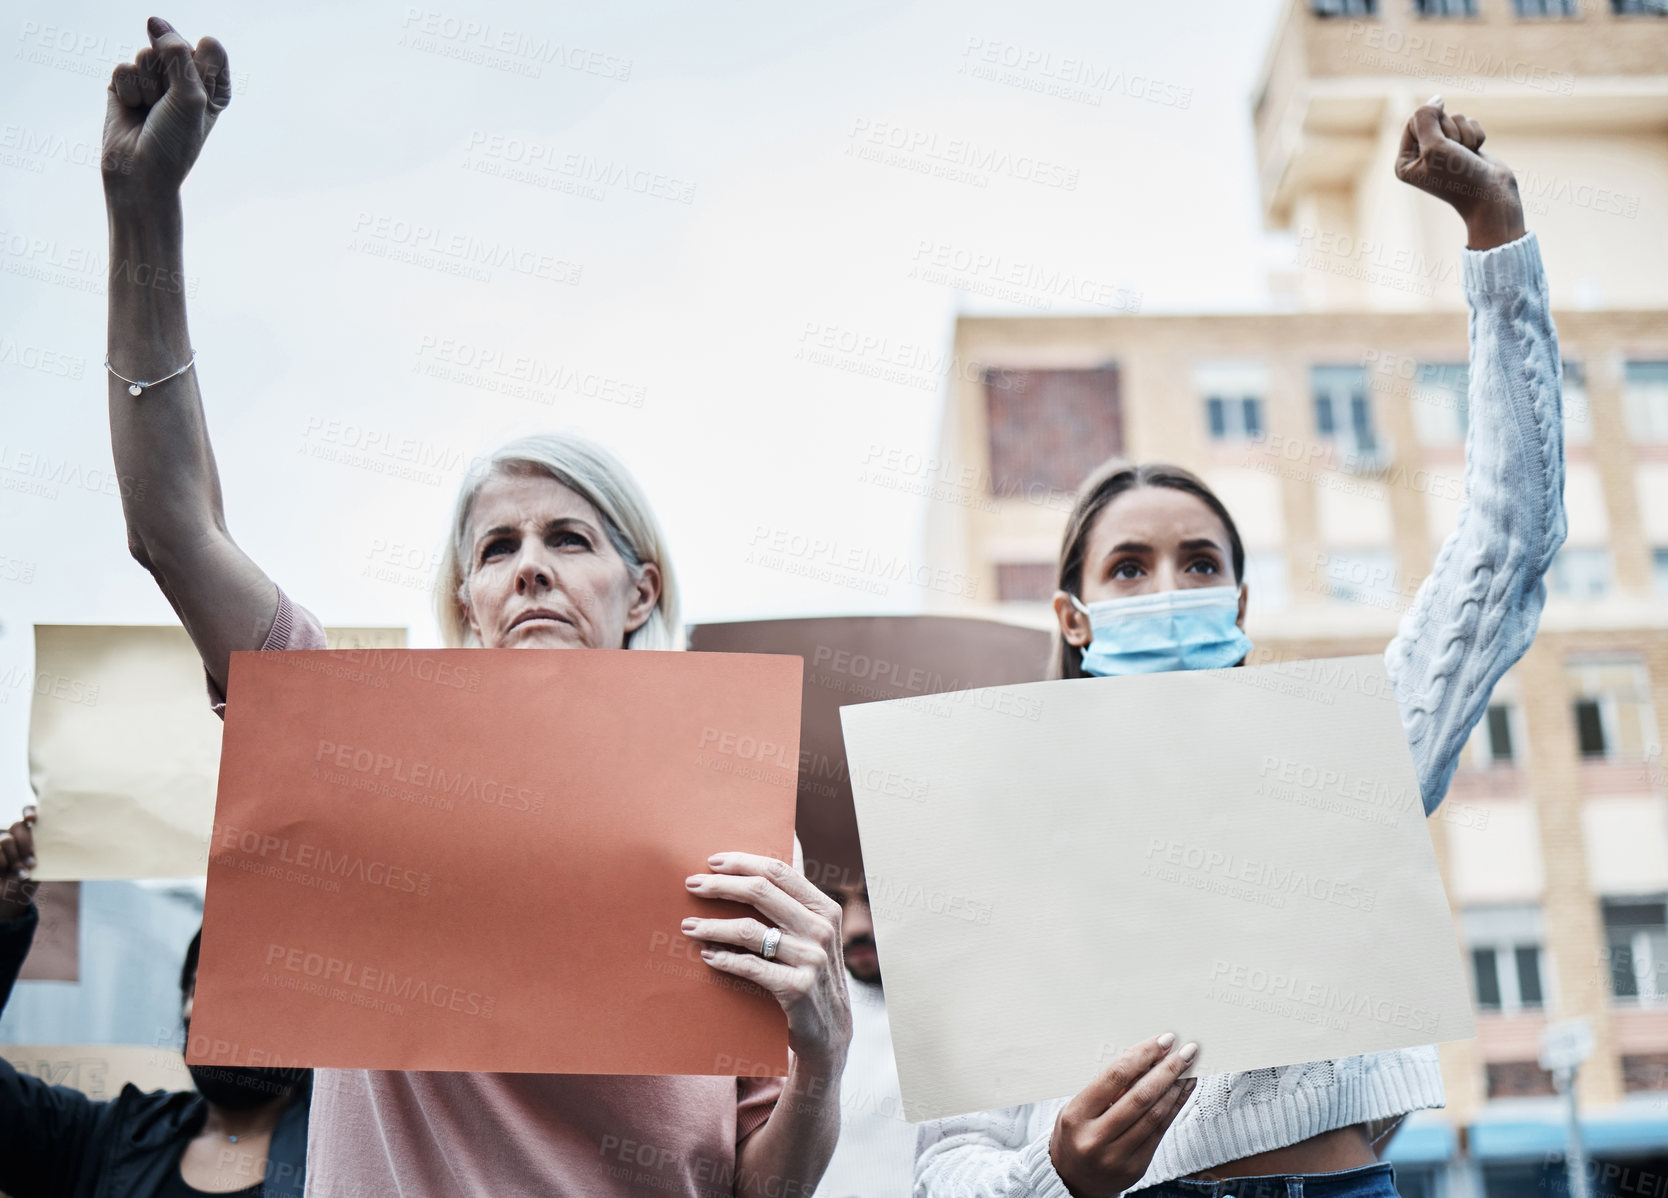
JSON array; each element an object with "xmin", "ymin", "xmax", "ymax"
[
  {"xmin": 1383, "ymin": 100, "xmax": 1567, "ymax": 813},
  {"xmin": 104, "ymin": 17, "xmax": 279, "ymax": 694}
]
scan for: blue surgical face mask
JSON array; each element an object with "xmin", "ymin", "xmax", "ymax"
[{"xmin": 1068, "ymin": 585, "xmax": 1252, "ymax": 676}]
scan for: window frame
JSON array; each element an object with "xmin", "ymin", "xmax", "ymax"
[
  {"xmin": 1311, "ymin": 365, "xmax": 1381, "ymax": 460},
  {"xmin": 1485, "ymin": 703, "xmax": 1516, "ymax": 763},
  {"xmin": 1465, "ymin": 905, "xmax": 1548, "ymax": 1014},
  {"xmin": 1203, "ymin": 394, "xmax": 1266, "ymax": 443},
  {"xmin": 1624, "ymin": 361, "xmax": 1668, "ymax": 443},
  {"xmin": 1547, "ymin": 546, "xmax": 1614, "ymax": 599},
  {"xmin": 1562, "ymin": 360, "xmax": 1592, "ymax": 446},
  {"xmin": 1603, "ymin": 896, "xmax": 1668, "ymax": 1005},
  {"xmin": 1412, "ymin": 361, "xmax": 1470, "ymax": 447},
  {"xmin": 1566, "ymin": 655, "xmax": 1661, "ymax": 763}
]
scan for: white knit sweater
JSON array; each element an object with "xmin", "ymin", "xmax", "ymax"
[{"xmin": 914, "ymin": 231, "xmax": 1567, "ymax": 1196}]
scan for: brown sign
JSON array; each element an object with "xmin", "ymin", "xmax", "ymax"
[
  {"xmin": 688, "ymin": 616, "xmax": 1051, "ymax": 888},
  {"xmin": 18, "ymin": 881, "xmax": 79, "ymax": 982}
]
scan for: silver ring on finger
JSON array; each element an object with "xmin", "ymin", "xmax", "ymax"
[{"xmin": 759, "ymin": 926, "xmax": 782, "ymax": 961}]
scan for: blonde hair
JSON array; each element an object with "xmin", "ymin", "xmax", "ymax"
[{"xmin": 434, "ymin": 433, "xmax": 680, "ymax": 650}]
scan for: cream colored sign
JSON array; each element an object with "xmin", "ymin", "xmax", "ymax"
[
  {"xmin": 841, "ymin": 655, "xmax": 1475, "ymax": 1122},
  {"xmin": 28, "ymin": 624, "xmax": 405, "ymax": 880},
  {"xmin": 0, "ymin": 1042, "xmax": 193, "ymax": 1098}
]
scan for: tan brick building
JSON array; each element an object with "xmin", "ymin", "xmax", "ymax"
[{"xmin": 923, "ymin": 3, "xmax": 1668, "ymax": 1194}]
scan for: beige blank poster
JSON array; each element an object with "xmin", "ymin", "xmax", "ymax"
[
  {"xmin": 28, "ymin": 624, "xmax": 405, "ymax": 880},
  {"xmin": 840, "ymin": 655, "xmax": 1475, "ymax": 1123},
  {"xmin": 0, "ymin": 1043, "xmax": 192, "ymax": 1097}
]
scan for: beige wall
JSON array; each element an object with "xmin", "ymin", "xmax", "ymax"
[
  {"xmin": 929, "ymin": 309, "xmax": 1668, "ymax": 619},
  {"xmin": 1254, "ymin": 0, "xmax": 1668, "ymax": 312}
]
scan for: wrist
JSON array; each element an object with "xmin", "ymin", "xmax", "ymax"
[
  {"xmin": 1049, "ymin": 1131, "xmax": 1086, "ymax": 1198},
  {"xmin": 107, "ymin": 191, "xmax": 184, "ymax": 244},
  {"xmin": 787, "ymin": 1044, "xmax": 846, "ymax": 1083},
  {"xmin": 1462, "ymin": 183, "xmax": 1525, "ymax": 252},
  {"xmin": 0, "ymin": 881, "xmax": 35, "ymax": 922}
]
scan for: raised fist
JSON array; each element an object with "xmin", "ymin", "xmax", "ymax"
[
  {"xmin": 103, "ymin": 16, "xmax": 231, "ymax": 201},
  {"xmin": 0, "ymin": 807, "xmax": 38, "ymax": 922},
  {"xmin": 1394, "ymin": 97, "xmax": 1525, "ymax": 252}
]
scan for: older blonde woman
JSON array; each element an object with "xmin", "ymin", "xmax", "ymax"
[{"xmin": 100, "ymin": 18, "xmax": 850, "ymax": 1196}]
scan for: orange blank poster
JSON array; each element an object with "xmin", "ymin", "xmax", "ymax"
[{"xmin": 187, "ymin": 648, "xmax": 800, "ymax": 1076}]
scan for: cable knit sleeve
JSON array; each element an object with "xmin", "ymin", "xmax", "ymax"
[
  {"xmin": 914, "ymin": 1099, "xmax": 1075, "ymax": 1198},
  {"xmin": 1384, "ymin": 232, "xmax": 1567, "ymax": 816}
]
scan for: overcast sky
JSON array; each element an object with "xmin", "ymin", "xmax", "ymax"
[{"xmin": 0, "ymin": 0, "xmax": 1289, "ymax": 797}]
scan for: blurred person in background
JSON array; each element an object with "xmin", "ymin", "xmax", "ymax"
[
  {"xmin": 0, "ymin": 808, "xmax": 311, "ymax": 1197},
  {"xmin": 814, "ymin": 874, "xmax": 915, "ymax": 1197}
]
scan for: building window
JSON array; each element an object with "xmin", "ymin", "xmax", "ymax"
[
  {"xmin": 1488, "ymin": 705, "xmax": 1517, "ymax": 763},
  {"xmin": 1613, "ymin": 0, "xmax": 1668, "ymax": 13},
  {"xmin": 1563, "ymin": 360, "xmax": 1592, "ymax": 446},
  {"xmin": 984, "ymin": 367, "xmax": 1122, "ymax": 496},
  {"xmin": 1416, "ymin": 0, "xmax": 1478, "ymax": 12},
  {"xmin": 1312, "ymin": 547, "xmax": 1399, "ymax": 607},
  {"xmin": 1654, "ymin": 548, "xmax": 1668, "ymax": 597},
  {"xmin": 1197, "ymin": 362, "xmax": 1267, "ymax": 444},
  {"xmin": 995, "ymin": 562, "xmax": 1057, "ymax": 604},
  {"xmin": 1462, "ymin": 682, "xmax": 1521, "ymax": 769},
  {"xmin": 1473, "ymin": 949, "xmax": 1502, "ymax": 1006},
  {"xmin": 1412, "ymin": 363, "xmax": 1469, "ymax": 446},
  {"xmin": 1624, "ymin": 361, "xmax": 1668, "ymax": 442},
  {"xmin": 1566, "ymin": 656, "xmax": 1659, "ymax": 762},
  {"xmin": 1243, "ymin": 551, "xmax": 1290, "ymax": 612},
  {"xmin": 1464, "ymin": 905, "xmax": 1547, "ymax": 1013},
  {"xmin": 1623, "ymin": 1054, "xmax": 1668, "ymax": 1091},
  {"xmin": 1311, "ymin": 0, "xmax": 1377, "ymax": 13},
  {"xmin": 1464, "ymin": 702, "xmax": 1519, "ymax": 768},
  {"xmin": 1312, "ymin": 366, "xmax": 1379, "ymax": 458},
  {"xmin": 1604, "ymin": 896, "xmax": 1668, "ymax": 1003},
  {"xmin": 1575, "ymin": 698, "xmax": 1607, "ymax": 754},
  {"xmin": 1547, "ymin": 546, "xmax": 1612, "ymax": 598},
  {"xmin": 1517, "ymin": 0, "xmax": 1579, "ymax": 12},
  {"xmin": 1485, "ymin": 1060, "xmax": 1557, "ymax": 1098},
  {"xmin": 1206, "ymin": 397, "xmax": 1265, "ymax": 441}
]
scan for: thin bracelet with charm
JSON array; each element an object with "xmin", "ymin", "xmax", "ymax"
[{"xmin": 105, "ymin": 350, "xmax": 198, "ymax": 396}]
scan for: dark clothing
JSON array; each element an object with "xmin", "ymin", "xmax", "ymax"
[
  {"xmin": 0, "ymin": 904, "xmax": 307, "ymax": 1198},
  {"xmin": 153, "ymin": 1143, "xmax": 265, "ymax": 1198}
]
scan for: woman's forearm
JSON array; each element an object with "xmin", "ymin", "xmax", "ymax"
[
  {"xmin": 733, "ymin": 1053, "xmax": 842, "ymax": 1198},
  {"xmin": 106, "ymin": 195, "xmax": 229, "ymax": 569},
  {"xmin": 107, "ymin": 197, "xmax": 190, "ymax": 374}
]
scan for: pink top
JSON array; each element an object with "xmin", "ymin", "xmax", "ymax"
[{"xmin": 208, "ymin": 588, "xmax": 784, "ymax": 1197}]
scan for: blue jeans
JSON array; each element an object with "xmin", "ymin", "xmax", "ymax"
[{"xmin": 1132, "ymin": 1162, "xmax": 1398, "ymax": 1198}]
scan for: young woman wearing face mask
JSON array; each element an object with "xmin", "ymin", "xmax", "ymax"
[
  {"xmin": 0, "ymin": 810, "xmax": 312, "ymax": 1197},
  {"xmin": 915, "ymin": 102, "xmax": 1566, "ymax": 1198}
]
